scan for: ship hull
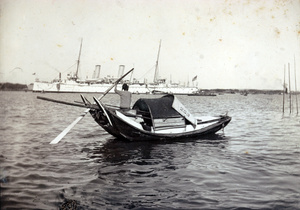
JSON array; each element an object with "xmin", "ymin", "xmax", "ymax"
[{"xmin": 32, "ymin": 81, "xmax": 198, "ymax": 95}]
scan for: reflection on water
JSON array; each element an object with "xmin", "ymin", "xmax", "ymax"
[
  {"xmin": 0, "ymin": 92, "xmax": 299, "ymax": 209},
  {"xmin": 89, "ymin": 134, "xmax": 228, "ymax": 166}
]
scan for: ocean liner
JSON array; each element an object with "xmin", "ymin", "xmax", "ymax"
[{"xmin": 32, "ymin": 40, "xmax": 198, "ymax": 95}]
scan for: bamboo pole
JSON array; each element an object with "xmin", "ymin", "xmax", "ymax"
[
  {"xmin": 283, "ymin": 65, "xmax": 285, "ymax": 113},
  {"xmin": 288, "ymin": 63, "xmax": 292, "ymax": 114},
  {"xmin": 294, "ymin": 55, "xmax": 299, "ymax": 115}
]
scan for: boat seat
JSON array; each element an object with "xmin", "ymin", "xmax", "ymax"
[
  {"xmin": 153, "ymin": 117, "xmax": 186, "ymax": 131},
  {"xmin": 115, "ymin": 111, "xmax": 143, "ymax": 130}
]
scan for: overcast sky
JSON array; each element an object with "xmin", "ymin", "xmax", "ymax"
[{"xmin": 0, "ymin": 0, "xmax": 299, "ymax": 89}]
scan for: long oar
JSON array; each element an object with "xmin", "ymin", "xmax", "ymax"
[
  {"xmin": 50, "ymin": 109, "xmax": 90, "ymax": 144},
  {"xmin": 50, "ymin": 68, "xmax": 134, "ymax": 144}
]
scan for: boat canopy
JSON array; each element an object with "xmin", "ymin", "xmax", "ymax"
[{"xmin": 132, "ymin": 95, "xmax": 181, "ymax": 119}]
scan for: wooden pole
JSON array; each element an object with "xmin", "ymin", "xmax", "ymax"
[
  {"xmin": 283, "ymin": 64, "xmax": 285, "ymax": 113},
  {"xmin": 294, "ymin": 55, "xmax": 299, "ymax": 115},
  {"xmin": 154, "ymin": 40, "xmax": 161, "ymax": 83},
  {"xmin": 288, "ymin": 63, "xmax": 292, "ymax": 114}
]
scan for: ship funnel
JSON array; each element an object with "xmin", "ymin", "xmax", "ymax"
[
  {"xmin": 118, "ymin": 65, "xmax": 125, "ymax": 78},
  {"xmin": 93, "ymin": 65, "xmax": 101, "ymax": 79}
]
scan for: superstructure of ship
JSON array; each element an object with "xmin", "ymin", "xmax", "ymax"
[{"xmin": 32, "ymin": 40, "xmax": 198, "ymax": 95}]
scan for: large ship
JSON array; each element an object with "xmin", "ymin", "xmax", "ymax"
[{"xmin": 32, "ymin": 40, "xmax": 198, "ymax": 95}]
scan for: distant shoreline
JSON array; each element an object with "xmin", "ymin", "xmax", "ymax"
[
  {"xmin": 0, "ymin": 82, "xmax": 295, "ymax": 95},
  {"xmin": 0, "ymin": 82, "xmax": 29, "ymax": 91}
]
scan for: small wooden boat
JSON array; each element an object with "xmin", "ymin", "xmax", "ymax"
[
  {"xmin": 38, "ymin": 94, "xmax": 231, "ymax": 141},
  {"xmin": 89, "ymin": 94, "xmax": 231, "ymax": 141}
]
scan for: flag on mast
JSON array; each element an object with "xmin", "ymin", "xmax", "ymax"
[{"xmin": 192, "ymin": 75, "xmax": 197, "ymax": 82}]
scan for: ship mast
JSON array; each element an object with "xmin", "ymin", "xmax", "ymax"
[
  {"xmin": 75, "ymin": 38, "xmax": 83, "ymax": 80},
  {"xmin": 154, "ymin": 40, "xmax": 161, "ymax": 83}
]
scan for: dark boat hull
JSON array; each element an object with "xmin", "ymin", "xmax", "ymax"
[{"xmin": 90, "ymin": 107, "xmax": 231, "ymax": 141}]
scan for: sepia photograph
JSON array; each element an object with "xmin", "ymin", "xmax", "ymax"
[{"xmin": 1, "ymin": 0, "xmax": 299, "ymax": 209}]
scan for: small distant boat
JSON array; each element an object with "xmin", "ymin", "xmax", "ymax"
[
  {"xmin": 240, "ymin": 92, "xmax": 248, "ymax": 96},
  {"xmin": 151, "ymin": 90, "xmax": 169, "ymax": 95}
]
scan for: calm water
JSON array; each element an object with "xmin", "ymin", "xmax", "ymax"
[{"xmin": 0, "ymin": 91, "xmax": 299, "ymax": 209}]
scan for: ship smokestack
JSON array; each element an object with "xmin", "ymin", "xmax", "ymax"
[
  {"xmin": 93, "ymin": 65, "xmax": 101, "ymax": 79},
  {"xmin": 96, "ymin": 65, "xmax": 101, "ymax": 78},
  {"xmin": 118, "ymin": 65, "xmax": 125, "ymax": 78}
]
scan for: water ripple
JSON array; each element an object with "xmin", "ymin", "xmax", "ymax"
[{"xmin": 0, "ymin": 92, "xmax": 299, "ymax": 209}]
